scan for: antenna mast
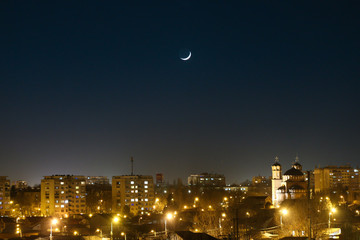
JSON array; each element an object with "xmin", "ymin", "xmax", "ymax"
[{"xmin": 131, "ymin": 156, "xmax": 134, "ymax": 175}]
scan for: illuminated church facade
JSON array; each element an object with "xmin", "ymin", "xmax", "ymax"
[{"xmin": 271, "ymin": 156, "xmax": 307, "ymax": 207}]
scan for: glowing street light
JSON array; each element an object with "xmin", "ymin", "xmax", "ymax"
[
  {"xmin": 96, "ymin": 228, "xmax": 103, "ymax": 238},
  {"xmin": 219, "ymin": 213, "xmax": 226, "ymax": 235},
  {"xmin": 111, "ymin": 217, "xmax": 120, "ymax": 240},
  {"xmin": 328, "ymin": 208, "xmax": 336, "ymax": 229},
  {"xmin": 280, "ymin": 209, "xmax": 288, "ymax": 227},
  {"xmin": 165, "ymin": 213, "xmax": 174, "ymax": 236},
  {"xmin": 121, "ymin": 232, "xmax": 126, "ymax": 240},
  {"xmin": 194, "ymin": 197, "xmax": 199, "ymax": 207},
  {"xmin": 16, "ymin": 217, "xmax": 22, "ymax": 238},
  {"xmin": 50, "ymin": 218, "xmax": 58, "ymax": 240}
]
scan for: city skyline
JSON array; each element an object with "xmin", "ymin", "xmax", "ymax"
[{"xmin": 1, "ymin": 1, "xmax": 360, "ymax": 185}]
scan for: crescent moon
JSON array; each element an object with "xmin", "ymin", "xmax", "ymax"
[{"xmin": 180, "ymin": 51, "xmax": 191, "ymax": 61}]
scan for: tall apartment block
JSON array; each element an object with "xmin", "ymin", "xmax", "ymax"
[
  {"xmin": 112, "ymin": 175, "xmax": 154, "ymax": 215},
  {"xmin": 0, "ymin": 176, "xmax": 11, "ymax": 216},
  {"xmin": 314, "ymin": 166, "xmax": 360, "ymax": 192},
  {"xmin": 41, "ymin": 175, "xmax": 86, "ymax": 217}
]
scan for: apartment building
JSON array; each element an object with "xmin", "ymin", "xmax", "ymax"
[
  {"xmin": 112, "ymin": 175, "xmax": 154, "ymax": 215},
  {"xmin": 0, "ymin": 176, "xmax": 11, "ymax": 216},
  {"xmin": 314, "ymin": 165, "xmax": 360, "ymax": 193},
  {"xmin": 41, "ymin": 175, "xmax": 86, "ymax": 217}
]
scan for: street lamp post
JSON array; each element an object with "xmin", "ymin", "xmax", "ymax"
[
  {"xmin": 121, "ymin": 232, "xmax": 126, "ymax": 240},
  {"xmin": 111, "ymin": 217, "xmax": 120, "ymax": 240},
  {"xmin": 219, "ymin": 213, "xmax": 226, "ymax": 236},
  {"xmin": 50, "ymin": 219, "xmax": 58, "ymax": 240},
  {"xmin": 328, "ymin": 208, "xmax": 336, "ymax": 229},
  {"xmin": 280, "ymin": 209, "xmax": 288, "ymax": 227},
  {"xmin": 96, "ymin": 229, "xmax": 103, "ymax": 238},
  {"xmin": 165, "ymin": 213, "xmax": 173, "ymax": 236},
  {"xmin": 245, "ymin": 212, "xmax": 250, "ymax": 240}
]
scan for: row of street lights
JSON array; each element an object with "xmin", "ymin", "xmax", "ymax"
[{"xmin": 48, "ymin": 216, "xmax": 127, "ymax": 240}]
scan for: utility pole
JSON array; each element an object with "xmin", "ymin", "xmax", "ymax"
[{"xmin": 233, "ymin": 207, "xmax": 239, "ymax": 240}]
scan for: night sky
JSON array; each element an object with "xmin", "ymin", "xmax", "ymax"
[{"xmin": 1, "ymin": 1, "xmax": 360, "ymax": 186}]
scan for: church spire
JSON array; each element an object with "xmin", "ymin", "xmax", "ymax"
[
  {"xmin": 272, "ymin": 156, "xmax": 281, "ymax": 167},
  {"xmin": 292, "ymin": 154, "xmax": 302, "ymax": 170}
]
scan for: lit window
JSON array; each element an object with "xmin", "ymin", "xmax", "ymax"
[
  {"xmin": 145, "ymin": 190, "xmax": 148, "ymax": 193},
  {"xmin": 145, "ymin": 199, "xmax": 148, "ymax": 202},
  {"xmin": 131, "ymin": 181, "xmax": 134, "ymax": 184},
  {"xmin": 81, "ymin": 181, "xmax": 85, "ymax": 185},
  {"xmin": 60, "ymin": 182, "xmax": 64, "ymax": 185},
  {"xmin": 61, "ymin": 191, "xmax": 65, "ymax": 194},
  {"xmin": 76, "ymin": 186, "xmax": 79, "ymax": 189},
  {"xmin": 144, "ymin": 181, "xmax": 148, "ymax": 184},
  {"xmin": 61, "ymin": 205, "xmax": 64, "ymax": 208},
  {"xmin": 65, "ymin": 200, "xmax": 68, "ymax": 203},
  {"xmin": 144, "ymin": 186, "xmax": 148, "ymax": 189},
  {"xmin": 131, "ymin": 199, "xmax": 134, "ymax": 202}
]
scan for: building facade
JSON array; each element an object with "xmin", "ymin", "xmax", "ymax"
[
  {"xmin": 271, "ymin": 157, "xmax": 307, "ymax": 207},
  {"xmin": 112, "ymin": 175, "xmax": 154, "ymax": 215},
  {"xmin": 314, "ymin": 165, "xmax": 360, "ymax": 201},
  {"xmin": 40, "ymin": 175, "xmax": 86, "ymax": 217},
  {"xmin": 187, "ymin": 173, "xmax": 226, "ymax": 188},
  {"xmin": 0, "ymin": 176, "xmax": 11, "ymax": 216}
]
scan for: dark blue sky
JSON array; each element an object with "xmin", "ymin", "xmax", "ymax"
[{"xmin": 1, "ymin": 1, "xmax": 360, "ymax": 185}]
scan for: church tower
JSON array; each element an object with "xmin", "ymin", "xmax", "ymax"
[{"xmin": 271, "ymin": 156, "xmax": 282, "ymax": 207}]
